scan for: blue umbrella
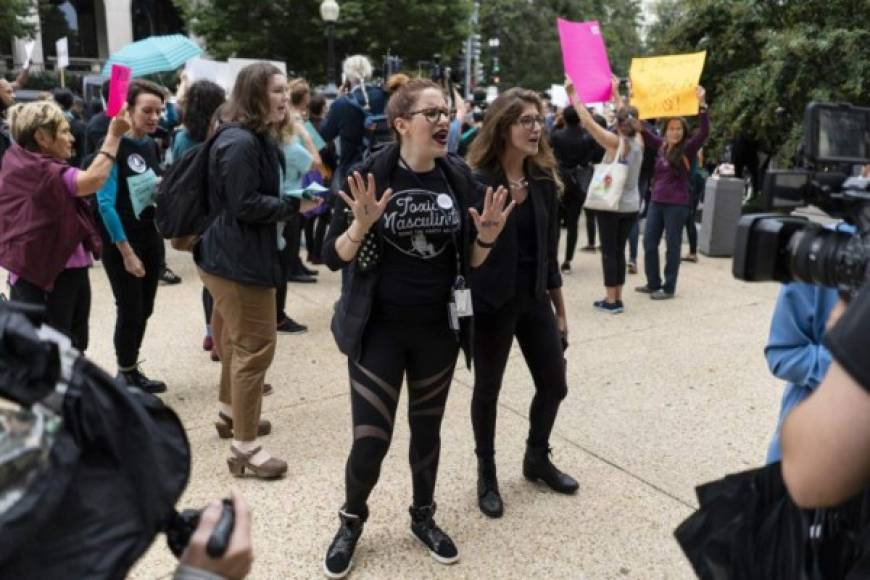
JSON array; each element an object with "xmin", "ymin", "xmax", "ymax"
[{"xmin": 102, "ymin": 34, "xmax": 202, "ymax": 78}]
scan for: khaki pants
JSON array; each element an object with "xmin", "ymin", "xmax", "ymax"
[{"xmin": 199, "ymin": 269, "xmax": 277, "ymax": 441}]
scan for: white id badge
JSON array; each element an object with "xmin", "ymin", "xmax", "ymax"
[
  {"xmin": 453, "ymin": 288, "xmax": 473, "ymax": 317},
  {"xmin": 448, "ymin": 302, "xmax": 460, "ymax": 331}
]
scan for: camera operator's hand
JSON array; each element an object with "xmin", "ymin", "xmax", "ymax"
[
  {"xmin": 826, "ymin": 299, "xmax": 847, "ymax": 331},
  {"xmin": 179, "ymin": 491, "xmax": 253, "ymax": 580}
]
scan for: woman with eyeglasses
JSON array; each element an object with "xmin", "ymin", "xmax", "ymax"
[
  {"xmin": 320, "ymin": 77, "xmax": 513, "ymax": 578},
  {"xmin": 567, "ymin": 77, "xmax": 644, "ymax": 313},
  {"xmin": 465, "ymin": 88, "xmax": 578, "ymax": 520}
]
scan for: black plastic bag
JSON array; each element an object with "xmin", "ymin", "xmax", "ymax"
[
  {"xmin": 0, "ymin": 302, "xmax": 191, "ymax": 579},
  {"xmin": 675, "ymin": 462, "xmax": 870, "ymax": 580}
]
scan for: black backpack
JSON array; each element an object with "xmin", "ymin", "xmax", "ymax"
[
  {"xmin": 346, "ymin": 85, "xmax": 391, "ymax": 157},
  {"xmin": 154, "ymin": 123, "xmax": 236, "ymax": 251}
]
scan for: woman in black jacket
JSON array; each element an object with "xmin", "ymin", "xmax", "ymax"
[
  {"xmin": 195, "ymin": 63, "xmax": 316, "ymax": 480},
  {"xmin": 321, "ymin": 77, "xmax": 513, "ymax": 579},
  {"xmin": 466, "ymin": 88, "xmax": 579, "ymax": 519}
]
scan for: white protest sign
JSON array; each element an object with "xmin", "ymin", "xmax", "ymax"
[
  {"xmin": 56, "ymin": 37, "xmax": 69, "ymax": 70},
  {"xmin": 23, "ymin": 40, "xmax": 36, "ymax": 68},
  {"xmin": 549, "ymin": 84, "xmax": 569, "ymax": 108},
  {"xmin": 227, "ymin": 58, "xmax": 287, "ymax": 90},
  {"xmin": 185, "ymin": 57, "xmax": 232, "ymax": 92}
]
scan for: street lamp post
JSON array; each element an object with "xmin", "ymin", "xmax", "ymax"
[{"xmin": 320, "ymin": 0, "xmax": 340, "ymax": 97}]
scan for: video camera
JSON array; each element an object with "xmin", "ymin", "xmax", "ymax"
[{"xmin": 733, "ymin": 102, "xmax": 870, "ymax": 297}]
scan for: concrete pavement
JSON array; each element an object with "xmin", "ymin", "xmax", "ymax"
[{"xmin": 69, "ymin": 227, "xmax": 783, "ymax": 579}]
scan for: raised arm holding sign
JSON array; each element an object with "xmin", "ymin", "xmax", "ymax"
[
  {"xmin": 629, "ymin": 51, "xmax": 706, "ymax": 119},
  {"xmin": 557, "ymin": 18, "xmax": 613, "ymax": 103}
]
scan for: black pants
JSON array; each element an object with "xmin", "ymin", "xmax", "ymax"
[
  {"xmin": 584, "ymin": 208, "xmax": 597, "ymax": 247},
  {"xmin": 344, "ymin": 312, "xmax": 458, "ymax": 515},
  {"xmin": 9, "ymin": 267, "xmax": 91, "ymax": 351},
  {"xmin": 685, "ymin": 191, "xmax": 702, "ymax": 254},
  {"xmin": 202, "ymin": 287, "xmax": 213, "ymax": 327},
  {"xmin": 100, "ymin": 230, "xmax": 164, "ymax": 369},
  {"xmin": 644, "ymin": 202, "xmax": 690, "ymax": 294},
  {"xmin": 472, "ymin": 295, "xmax": 568, "ymax": 459},
  {"xmin": 563, "ymin": 192, "xmax": 583, "ymax": 264},
  {"xmin": 597, "ymin": 211, "xmax": 637, "ymax": 287}
]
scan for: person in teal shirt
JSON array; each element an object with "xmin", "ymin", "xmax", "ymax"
[
  {"xmin": 167, "ymin": 80, "xmax": 226, "ymax": 356},
  {"xmin": 275, "ymin": 127, "xmax": 315, "ymax": 334}
]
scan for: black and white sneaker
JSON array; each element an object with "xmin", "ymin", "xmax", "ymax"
[
  {"xmin": 409, "ymin": 503, "xmax": 459, "ymax": 565},
  {"xmin": 117, "ymin": 367, "xmax": 167, "ymax": 394},
  {"xmin": 323, "ymin": 509, "xmax": 365, "ymax": 578},
  {"xmin": 159, "ymin": 267, "xmax": 182, "ymax": 285}
]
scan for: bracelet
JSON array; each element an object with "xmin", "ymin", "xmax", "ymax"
[
  {"xmin": 475, "ymin": 237, "xmax": 496, "ymax": 249},
  {"xmin": 98, "ymin": 150, "xmax": 117, "ymax": 162},
  {"xmin": 345, "ymin": 230, "xmax": 362, "ymax": 244}
]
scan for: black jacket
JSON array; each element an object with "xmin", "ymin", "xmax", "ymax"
[
  {"xmin": 195, "ymin": 126, "xmax": 298, "ymax": 287},
  {"xmin": 471, "ymin": 163, "xmax": 562, "ymax": 312},
  {"xmin": 322, "ymin": 143, "xmax": 485, "ymax": 367}
]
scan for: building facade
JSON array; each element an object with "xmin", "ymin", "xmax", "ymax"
[{"xmin": 7, "ymin": 0, "xmax": 184, "ymax": 72}]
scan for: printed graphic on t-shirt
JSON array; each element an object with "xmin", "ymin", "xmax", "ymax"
[
  {"xmin": 127, "ymin": 168, "xmax": 158, "ymax": 219},
  {"xmin": 127, "ymin": 153, "xmax": 148, "ymax": 174},
  {"xmin": 381, "ymin": 189, "xmax": 460, "ymax": 260}
]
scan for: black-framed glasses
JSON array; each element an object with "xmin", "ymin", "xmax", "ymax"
[
  {"xmin": 409, "ymin": 107, "xmax": 450, "ymax": 124},
  {"xmin": 516, "ymin": 115, "xmax": 546, "ymax": 130}
]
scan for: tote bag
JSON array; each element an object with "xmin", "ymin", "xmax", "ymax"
[{"xmin": 584, "ymin": 138, "xmax": 628, "ymax": 212}]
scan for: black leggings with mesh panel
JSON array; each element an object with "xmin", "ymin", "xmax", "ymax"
[{"xmin": 343, "ymin": 311, "xmax": 459, "ymax": 516}]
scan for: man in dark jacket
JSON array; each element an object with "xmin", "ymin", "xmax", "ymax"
[{"xmin": 84, "ymin": 80, "xmax": 111, "ymax": 157}]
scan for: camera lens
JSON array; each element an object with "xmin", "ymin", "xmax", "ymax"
[{"xmin": 787, "ymin": 225, "xmax": 864, "ymax": 291}]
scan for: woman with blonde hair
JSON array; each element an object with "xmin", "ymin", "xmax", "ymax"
[
  {"xmin": 0, "ymin": 100, "xmax": 129, "ymax": 349},
  {"xmin": 466, "ymin": 88, "xmax": 578, "ymax": 519}
]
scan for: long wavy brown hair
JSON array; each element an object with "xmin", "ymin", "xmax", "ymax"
[
  {"xmin": 467, "ymin": 88, "xmax": 561, "ymax": 190},
  {"xmin": 222, "ymin": 62, "xmax": 288, "ymax": 139}
]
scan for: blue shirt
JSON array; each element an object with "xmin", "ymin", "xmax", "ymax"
[{"xmin": 764, "ymin": 222, "xmax": 855, "ymax": 463}]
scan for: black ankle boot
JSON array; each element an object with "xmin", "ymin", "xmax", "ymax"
[
  {"xmin": 409, "ymin": 503, "xmax": 459, "ymax": 565},
  {"xmin": 323, "ymin": 506, "xmax": 367, "ymax": 579},
  {"xmin": 117, "ymin": 368, "xmax": 167, "ymax": 394},
  {"xmin": 523, "ymin": 445, "xmax": 579, "ymax": 494},
  {"xmin": 477, "ymin": 458, "xmax": 504, "ymax": 518}
]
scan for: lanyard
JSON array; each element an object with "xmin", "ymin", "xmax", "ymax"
[{"xmin": 397, "ymin": 157, "xmax": 465, "ymax": 289}]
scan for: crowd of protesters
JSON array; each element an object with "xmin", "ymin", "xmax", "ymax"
[{"xmin": 0, "ymin": 52, "xmax": 719, "ymax": 579}]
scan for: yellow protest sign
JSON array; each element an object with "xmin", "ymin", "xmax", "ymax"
[{"xmin": 630, "ymin": 51, "xmax": 706, "ymax": 119}]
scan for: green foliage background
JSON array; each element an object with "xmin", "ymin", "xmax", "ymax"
[{"xmin": 646, "ymin": 0, "xmax": 870, "ymax": 163}]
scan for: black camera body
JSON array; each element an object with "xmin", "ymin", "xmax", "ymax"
[
  {"xmin": 733, "ymin": 102, "xmax": 870, "ymax": 297},
  {"xmin": 166, "ymin": 498, "xmax": 235, "ymax": 559}
]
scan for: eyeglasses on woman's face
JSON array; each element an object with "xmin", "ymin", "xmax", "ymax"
[
  {"xmin": 409, "ymin": 107, "xmax": 450, "ymax": 124},
  {"xmin": 516, "ymin": 115, "xmax": 545, "ymax": 131}
]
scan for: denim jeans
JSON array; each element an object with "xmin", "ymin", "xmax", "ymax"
[{"xmin": 643, "ymin": 202, "xmax": 690, "ymax": 294}]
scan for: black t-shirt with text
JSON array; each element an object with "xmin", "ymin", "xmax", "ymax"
[{"xmin": 375, "ymin": 165, "xmax": 461, "ymax": 308}]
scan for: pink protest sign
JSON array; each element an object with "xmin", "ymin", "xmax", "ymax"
[
  {"xmin": 107, "ymin": 64, "xmax": 132, "ymax": 117},
  {"xmin": 557, "ymin": 18, "xmax": 613, "ymax": 103}
]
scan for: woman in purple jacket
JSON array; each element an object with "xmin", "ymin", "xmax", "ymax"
[
  {"xmin": 0, "ymin": 100, "xmax": 128, "ymax": 350},
  {"xmin": 635, "ymin": 87, "xmax": 709, "ymax": 299}
]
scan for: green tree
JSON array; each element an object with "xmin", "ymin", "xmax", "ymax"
[
  {"xmin": 0, "ymin": 0, "xmax": 37, "ymax": 47},
  {"xmin": 646, "ymin": 0, "xmax": 870, "ymax": 164},
  {"xmin": 479, "ymin": 0, "xmax": 643, "ymax": 91},
  {"xmin": 175, "ymin": 0, "xmax": 472, "ymax": 84}
]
